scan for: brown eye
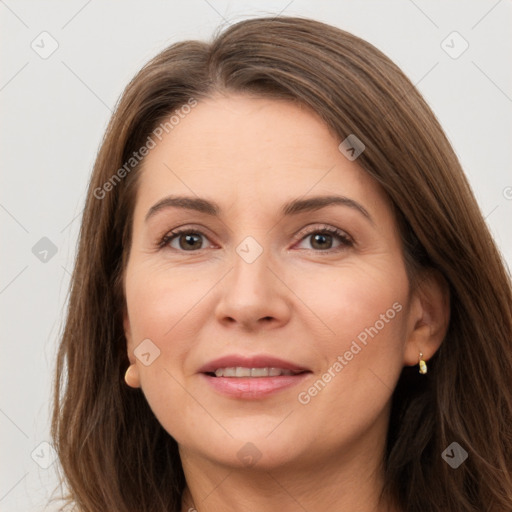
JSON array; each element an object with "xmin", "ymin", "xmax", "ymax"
[
  {"xmin": 295, "ymin": 226, "xmax": 353, "ymax": 252},
  {"xmin": 309, "ymin": 232, "xmax": 334, "ymax": 250},
  {"xmin": 161, "ymin": 230, "xmax": 208, "ymax": 251},
  {"xmin": 176, "ymin": 233, "xmax": 204, "ymax": 250}
]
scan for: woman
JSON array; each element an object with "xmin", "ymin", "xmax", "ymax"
[{"xmin": 51, "ymin": 15, "xmax": 512, "ymax": 512}]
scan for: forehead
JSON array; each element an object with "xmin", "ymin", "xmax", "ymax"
[{"xmin": 134, "ymin": 93, "xmax": 391, "ymax": 219}]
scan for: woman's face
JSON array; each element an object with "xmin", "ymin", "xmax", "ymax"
[{"xmin": 123, "ymin": 93, "xmax": 422, "ymax": 470}]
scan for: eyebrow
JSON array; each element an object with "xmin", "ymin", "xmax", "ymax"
[{"xmin": 145, "ymin": 194, "xmax": 374, "ymax": 224}]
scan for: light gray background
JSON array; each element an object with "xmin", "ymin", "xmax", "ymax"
[{"xmin": 1, "ymin": 1, "xmax": 511, "ymax": 510}]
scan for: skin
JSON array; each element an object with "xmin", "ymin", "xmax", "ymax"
[{"xmin": 123, "ymin": 93, "xmax": 449, "ymax": 512}]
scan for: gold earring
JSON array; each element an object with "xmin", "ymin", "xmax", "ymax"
[{"xmin": 418, "ymin": 352, "xmax": 427, "ymax": 375}]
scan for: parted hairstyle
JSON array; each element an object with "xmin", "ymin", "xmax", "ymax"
[{"xmin": 51, "ymin": 15, "xmax": 512, "ymax": 512}]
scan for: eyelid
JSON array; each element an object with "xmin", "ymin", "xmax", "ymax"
[{"xmin": 293, "ymin": 223, "xmax": 353, "ymax": 243}]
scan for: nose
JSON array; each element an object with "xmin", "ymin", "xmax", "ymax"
[{"xmin": 214, "ymin": 244, "xmax": 292, "ymax": 332}]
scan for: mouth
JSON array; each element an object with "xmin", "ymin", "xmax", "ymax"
[
  {"xmin": 208, "ymin": 367, "xmax": 305, "ymax": 378},
  {"xmin": 199, "ymin": 355, "xmax": 311, "ymax": 399}
]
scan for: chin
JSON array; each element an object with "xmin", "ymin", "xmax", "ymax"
[{"xmin": 177, "ymin": 424, "xmax": 309, "ymax": 471}]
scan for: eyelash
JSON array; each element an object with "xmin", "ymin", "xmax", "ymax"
[{"xmin": 158, "ymin": 224, "xmax": 354, "ymax": 254}]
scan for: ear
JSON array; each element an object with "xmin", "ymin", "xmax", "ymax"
[
  {"xmin": 403, "ymin": 269, "xmax": 450, "ymax": 367},
  {"xmin": 123, "ymin": 309, "xmax": 141, "ymax": 388}
]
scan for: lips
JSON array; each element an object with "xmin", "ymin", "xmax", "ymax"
[{"xmin": 199, "ymin": 355, "xmax": 311, "ymax": 399}]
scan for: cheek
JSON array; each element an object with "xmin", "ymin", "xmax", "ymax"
[
  {"xmin": 124, "ymin": 263, "xmax": 207, "ymax": 344},
  {"xmin": 289, "ymin": 262, "xmax": 409, "ymax": 450},
  {"xmin": 124, "ymin": 262, "xmax": 216, "ymax": 410},
  {"xmin": 292, "ymin": 260, "xmax": 408, "ymax": 344},
  {"xmin": 295, "ymin": 262, "xmax": 410, "ymax": 406},
  {"xmin": 124, "ymin": 266, "xmax": 202, "ymax": 440}
]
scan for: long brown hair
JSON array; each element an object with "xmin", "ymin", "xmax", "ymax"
[{"xmin": 51, "ymin": 16, "xmax": 512, "ymax": 511}]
